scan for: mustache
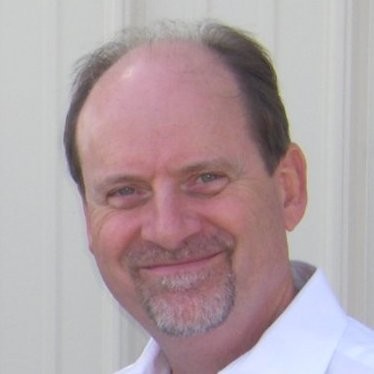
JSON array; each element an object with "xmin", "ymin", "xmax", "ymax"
[{"xmin": 125, "ymin": 231, "xmax": 235, "ymax": 269}]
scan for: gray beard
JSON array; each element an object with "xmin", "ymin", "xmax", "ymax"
[
  {"xmin": 126, "ymin": 231, "xmax": 236, "ymax": 337},
  {"xmin": 136, "ymin": 251, "xmax": 235, "ymax": 337},
  {"xmin": 138, "ymin": 263, "xmax": 236, "ymax": 337}
]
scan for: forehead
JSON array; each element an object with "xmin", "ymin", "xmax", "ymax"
[
  {"xmin": 76, "ymin": 41, "xmax": 256, "ymax": 174},
  {"xmin": 82, "ymin": 40, "xmax": 242, "ymax": 117}
]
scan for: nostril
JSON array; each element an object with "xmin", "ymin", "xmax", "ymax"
[{"xmin": 140, "ymin": 186, "xmax": 203, "ymax": 249}]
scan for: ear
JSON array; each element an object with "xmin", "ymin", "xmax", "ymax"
[{"xmin": 275, "ymin": 143, "xmax": 308, "ymax": 231}]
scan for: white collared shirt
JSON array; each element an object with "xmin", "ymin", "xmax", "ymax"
[{"xmin": 115, "ymin": 262, "xmax": 374, "ymax": 373}]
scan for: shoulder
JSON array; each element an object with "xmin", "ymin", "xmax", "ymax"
[{"xmin": 327, "ymin": 317, "xmax": 374, "ymax": 373}]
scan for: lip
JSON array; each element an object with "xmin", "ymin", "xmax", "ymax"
[{"xmin": 139, "ymin": 251, "xmax": 224, "ymax": 276}]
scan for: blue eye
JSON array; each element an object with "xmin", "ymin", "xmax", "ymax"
[
  {"xmin": 116, "ymin": 186, "xmax": 136, "ymax": 196},
  {"xmin": 182, "ymin": 171, "xmax": 228, "ymax": 197},
  {"xmin": 107, "ymin": 184, "xmax": 151, "ymax": 209},
  {"xmin": 199, "ymin": 173, "xmax": 220, "ymax": 183}
]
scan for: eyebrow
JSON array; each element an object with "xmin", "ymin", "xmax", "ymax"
[
  {"xmin": 92, "ymin": 174, "xmax": 147, "ymax": 194},
  {"xmin": 173, "ymin": 158, "xmax": 239, "ymax": 177}
]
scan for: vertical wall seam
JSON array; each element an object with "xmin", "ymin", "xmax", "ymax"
[
  {"xmin": 338, "ymin": 0, "xmax": 353, "ymax": 310},
  {"xmin": 40, "ymin": 0, "xmax": 60, "ymax": 372},
  {"xmin": 321, "ymin": 0, "xmax": 347, "ymax": 293}
]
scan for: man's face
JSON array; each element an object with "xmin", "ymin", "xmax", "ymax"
[{"xmin": 76, "ymin": 42, "xmax": 306, "ymax": 338}]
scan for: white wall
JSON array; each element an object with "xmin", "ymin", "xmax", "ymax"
[{"xmin": 0, "ymin": 0, "xmax": 373, "ymax": 373}]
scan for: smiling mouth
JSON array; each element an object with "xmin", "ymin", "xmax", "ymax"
[{"xmin": 140, "ymin": 251, "xmax": 224, "ymax": 276}]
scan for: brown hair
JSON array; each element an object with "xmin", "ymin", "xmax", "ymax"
[{"xmin": 64, "ymin": 20, "xmax": 290, "ymax": 195}]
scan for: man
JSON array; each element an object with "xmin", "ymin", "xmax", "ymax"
[{"xmin": 64, "ymin": 21, "xmax": 374, "ymax": 373}]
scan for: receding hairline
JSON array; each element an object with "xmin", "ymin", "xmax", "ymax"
[
  {"xmin": 70, "ymin": 20, "xmax": 267, "ymax": 103},
  {"xmin": 82, "ymin": 38, "xmax": 242, "ymax": 99}
]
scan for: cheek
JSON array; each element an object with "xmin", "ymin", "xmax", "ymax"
[
  {"xmin": 86, "ymin": 208, "xmax": 140, "ymax": 262},
  {"xmin": 206, "ymin": 186, "xmax": 286, "ymax": 264},
  {"xmin": 205, "ymin": 186, "xmax": 282, "ymax": 237},
  {"xmin": 86, "ymin": 210, "xmax": 145, "ymax": 309}
]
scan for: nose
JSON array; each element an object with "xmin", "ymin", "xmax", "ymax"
[{"xmin": 141, "ymin": 188, "xmax": 202, "ymax": 250}]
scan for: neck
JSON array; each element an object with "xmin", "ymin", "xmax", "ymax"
[{"xmin": 153, "ymin": 273, "xmax": 296, "ymax": 374}]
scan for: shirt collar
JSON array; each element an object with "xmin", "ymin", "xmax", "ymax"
[
  {"xmin": 219, "ymin": 261, "xmax": 348, "ymax": 373},
  {"xmin": 123, "ymin": 338, "xmax": 170, "ymax": 374}
]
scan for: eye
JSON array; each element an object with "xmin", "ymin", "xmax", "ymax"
[
  {"xmin": 107, "ymin": 184, "xmax": 150, "ymax": 209},
  {"xmin": 185, "ymin": 172, "xmax": 229, "ymax": 196},
  {"xmin": 116, "ymin": 186, "xmax": 136, "ymax": 196},
  {"xmin": 198, "ymin": 172, "xmax": 220, "ymax": 183}
]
